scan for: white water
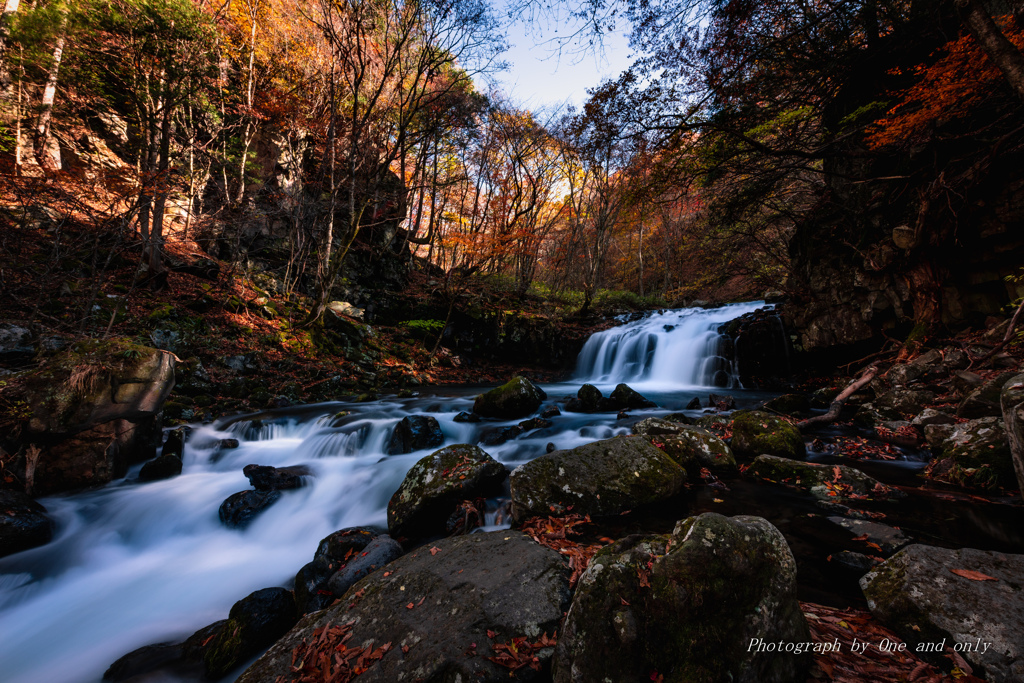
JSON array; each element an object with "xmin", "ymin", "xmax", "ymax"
[
  {"xmin": 574, "ymin": 301, "xmax": 769, "ymax": 389},
  {"xmin": 0, "ymin": 303, "xmax": 770, "ymax": 683}
]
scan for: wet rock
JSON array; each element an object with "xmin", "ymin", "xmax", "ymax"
[
  {"xmin": 631, "ymin": 417, "xmax": 692, "ymax": 437},
  {"xmin": 0, "ymin": 490, "xmax": 54, "ymax": 558},
  {"xmin": 243, "ymin": 464, "xmax": 312, "ymax": 491},
  {"xmin": 578, "ymin": 383, "xmax": 603, "ymax": 411},
  {"xmin": 220, "ymin": 438, "xmax": 240, "ymax": 449},
  {"xmin": 761, "ymin": 393, "xmax": 810, "ymax": 416},
  {"xmin": 162, "ymin": 426, "xmax": 188, "ymax": 458},
  {"xmin": 546, "ymin": 442, "xmax": 557, "ymax": 453},
  {"xmin": 237, "ymin": 531, "xmax": 571, "ymax": 683},
  {"xmin": 202, "ymin": 587, "xmax": 298, "ymax": 679},
  {"xmin": 564, "ymin": 397, "xmax": 587, "ymax": 412},
  {"xmin": 326, "ymin": 534, "xmax": 404, "ymax": 598},
  {"xmin": 746, "ymin": 455, "xmax": 903, "ymax": 501},
  {"xmin": 931, "ymin": 416, "xmax": 1014, "ymax": 489},
  {"xmin": 861, "ymin": 544, "xmax": 1024, "ymax": 682},
  {"xmin": 1001, "ymin": 374, "xmax": 1024, "ymax": 493},
  {"xmin": 959, "ymin": 371, "xmax": 1018, "ymax": 419},
  {"xmin": 315, "ymin": 526, "xmax": 379, "ymax": 562},
  {"xmin": 708, "ymin": 392, "xmax": 736, "ymax": 410},
  {"xmin": 473, "ymin": 376, "xmax": 547, "ymax": 419},
  {"xmin": 479, "ymin": 424, "xmax": 523, "ymax": 446},
  {"xmin": 653, "ymin": 427, "xmax": 739, "ymax": 477},
  {"xmin": 553, "ymin": 513, "xmax": 809, "ymax": 683},
  {"xmin": 827, "ymin": 517, "xmax": 910, "ymax": 555},
  {"xmin": 540, "ymin": 405, "xmax": 561, "ymax": 419},
  {"xmin": 103, "ymin": 642, "xmax": 184, "ymax": 682},
  {"xmin": 2, "ymin": 340, "xmax": 174, "ymax": 494},
  {"xmin": 387, "ymin": 444, "xmax": 507, "ymax": 542},
  {"xmin": 610, "ymin": 383, "xmax": 656, "ymax": 409},
  {"xmin": 294, "ymin": 556, "xmax": 337, "ymax": 615},
  {"xmin": 875, "ymin": 388, "xmax": 936, "ymax": 416},
  {"xmin": 509, "ymin": 436, "xmax": 686, "ymax": 522},
  {"xmin": 685, "ymin": 396, "xmax": 702, "ymax": 410},
  {"xmin": 219, "ymin": 489, "xmax": 282, "ymax": 528},
  {"xmin": 831, "ymin": 550, "xmax": 879, "ymax": 574},
  {"xmin": 453, "ymin": 411, "xmax": 480, "ymax": 423},
  {"xmin": 519, "ymin": 417, "xmax": 553, "ymax": 431},
  {"xmin": 138, "ymin": 454, "xmax": 183, "ymax": 481},
  {"xmin": 730, "ymin": 410, "xmax": 806, "ymax": 459},
  {"xmin": 386, "ymin": 415, "xmax": 444, "ymax": 455}
]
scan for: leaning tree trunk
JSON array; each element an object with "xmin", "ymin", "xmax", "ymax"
[
  {"xmin": 33, "ymin": 13, "xmax": 67, "ymax": 170},
  {"xmin": 958, "ymin": 0, "xmax": 1024, "ymax": 105}
]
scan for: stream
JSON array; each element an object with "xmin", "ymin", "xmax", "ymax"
[{"xmin": 1, "ymin": 301, "xmax": 1022, "ymax": 683}]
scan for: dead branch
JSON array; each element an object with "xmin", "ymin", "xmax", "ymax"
[
  {"xmin": 797, "ymin": 363, "xmax": 880, "ymax": 430},
  {"xmin": 969, "ymin": 297, "xmax": 1024, "ymax": 369}
]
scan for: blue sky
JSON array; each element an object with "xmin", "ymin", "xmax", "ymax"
[{"xmin": 474, "ymin": 8, "xmax": 634, "ymax": 113}]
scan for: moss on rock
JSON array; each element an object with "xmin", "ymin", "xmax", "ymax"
[
  {"xmin": 473, "ymin": 376, "xmax": 547, "ymax": 418},
  {"xmin": 730, "ymin": 410, "xmax": 805, "ymax": 460}
]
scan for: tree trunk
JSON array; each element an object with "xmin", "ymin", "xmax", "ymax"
[
  {"xmin": 33, "ymin": 14, "xmax": 67, "ymax": 170},
  {"xmin": 146, "ymin": 95, "xmax": 174, "ymax": 288},
  {"xmin": 958, "ymin": 0, "xmax": 1024, "ymax": 105},
  {"xmin": 0, "ymin": 0, "xmax": 20, "ymax": 89}
]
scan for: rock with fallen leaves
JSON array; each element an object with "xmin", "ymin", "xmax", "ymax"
[
  {"xmin": 861, "ymin": 544, "xmax": 1024, "ymax": 682},
  {"xmin": 826, "ymin": 516, "xmax": 910, "ymax": 556},
  {"xmin": 746, "ymin": 455, "xmax": 904, "ymax": 502},
  {"xmin": 553, "ymin": 513, "xmax": 809, "ymax": 683},
  {"xmin": 929, "ymin": 416, "xmax": 1015, "ymax": 490},
  {"xmin": 326, "ymin": 534, "xmax": 404, "ymax": 598},
  {"xmin": 387, "ymin": 444, "xmax": 507, "ymax": 543},
  {"xmin": 236, "ymin": 531, "xmax": 571, "ymax": 683},
  {"xmin": 0, "ymin": 489, "xmax": 54, "ymax": 558},
  {"xmin": 644, "ymin": 426, "xmax": 739, "ymax": 477},
  {"xmin": 631, "ymin": 417, "xmax": 693, "ymax": 437},
  {"xmin": 1000, "ymin": 373, "xmax": 1024, "ymax": 493},
  {"xmin": 473, "ymin": 376, "xmax": 547, "ymax": 418},
  {"xmin": 509, "ymin": 436, "xmax": 686, "ymax": 522},
  {"xmin": 729, "ymin": 410, "xmax": 806, "ymax": 460}
]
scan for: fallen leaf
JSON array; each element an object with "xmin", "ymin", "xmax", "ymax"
[
  {"xmin": 950, "ymin": 568, "xmax": 998, "ymax": 581},
  {"xmin": 429, "ymin": 546, "xmax": 441, "ymax": 555}
]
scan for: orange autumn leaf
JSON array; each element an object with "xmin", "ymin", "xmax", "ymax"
[{"xmin": 950, "ymin": 568, "xmax": 998, "ymax": 582}]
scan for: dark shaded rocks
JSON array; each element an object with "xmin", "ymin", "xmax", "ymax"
[
  {"xmin": 578, "ymin": 383, "xmax": 603, "ymax": 411},
  {"xmin": 861, "ymin": 545, "xmax": 1024, "ymax": 682},
  {"xmin": 853, "ymin": 403, "xmax": 902, "ymax": 428},
  {"xmin": 519, "ymin": 417, "xmax": 553, "ymax": 431},
  {"xmin": 201, "ymin": 587, "xmax": 298, "ymax": 679},
  {"xmin": 138, "ymin": 454, "xmax": 183, "ymax": 482},
  {"xmin": 1, "ymin": 340, "xmax": 175, "ymax": 494},
  {"xmin": 479, "ymin": 424, "xmax": 524, "ymax": 446},
  {"xmin": 103, "ymin": 642, "xmax": 184, "ymax": 682},
  {"xmin": 875, "ymin": 388, "xmax": 936, "ymax": 416},
  {"xmin": 929, "ymin": 417, "xmax": 1015, "ymax": 489},
  {"xmin": 387, "ymin": 444, "xmax": 507, "ymax": 542},
  {"xmin": 316, "ymin": 526, "xmax": 379, "ymax": 561},
  {"xmin": 473, "ymin": 376, "xmax": 546, "ymax": 418},
  {"xmin": 1002, "ymin": 374, "xmax": 1024, "ymax": 493},
  {"xmin": 162, "ymin": 426, "xmax": 188, "ymax": 458},
  {"xmin": 219, "ymin": 489, "xmax": 282, "ymax": 528},
  {"xmin": 385, "ymin": 415, "xmax": 444, "ymax": 455},
  {"xmin": 610, "ymin": 383, "xmax": 656, "ymax": 409},
  {"xmin": 540, "ymin": 405, "xmax": 561, "ymax": 419},
  {"xmin": 453, "ymin": 411, "xmax": 480, "ymax": 423},
  {"xmin": 762, "ymin": 393, "xmax": 810, "ymax": 416},
  {"xmin": 827, "ymin": 517, "xmax": 910, "ymax": 556},
  {"xmin": 0, "ymin": 489, "xmax": 54, "ymax": 558},
  {"xmin": 685, "ymin": 396, "xmax": 702, "ymax": 410},
  {"xmin": 730, "ymin": 410, "xmax": 806, "ymax": 459},
  {"xmin": 708, "ymin": 392, "xmax": 736, "ymax": 410},
  {"xmin": 294, "ymin": 527, "xmax": 381, "ymax": 615},
  {"xmin": 832, "ymin": 550, "xmax": 880, "ymax": 574},
  {"xmin": 746, "ymin": 455, "xmax": 903, "ymax": 501},
  {"xmin": 631, "ymin": 417, "xmax": 692, "ymax": 437},
  {"xmin": 553, "ymin": 513, "xmax": 809, "ymax": 683},
  {"xmin": 509, "ymin": 436, "xmax": 686, "ymax": 522},
  {"xmin": 326, "ymin": 534, "xmax": 404, "ymax": 598},
  {"xmin": 243, "ymin": 464, "xmax": 312, "ymax": 491},
  {"xmin": 237, "ymin": 531, "xmax": 571, "ymax": 683},
  {"xmin": 959, "ymin": 371, "xmax": 1018, "ymax": 419}
]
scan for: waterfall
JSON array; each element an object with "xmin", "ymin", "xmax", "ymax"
[{"xmin": 574, "ymin": 302, "xmax": 771, "ymax": 389}]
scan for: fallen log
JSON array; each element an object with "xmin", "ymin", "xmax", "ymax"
[{"xmin": 797, "ymin": 363, "xmax": 880, "ymax": 430}]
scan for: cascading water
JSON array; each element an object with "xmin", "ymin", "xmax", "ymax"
[
  {"xmin": 0, "ymin": 303, "xmax": 772, "ymax": 683},
  {"xmin": 574, "ymin": 301, "xmax": 770, "ymax": 388}
]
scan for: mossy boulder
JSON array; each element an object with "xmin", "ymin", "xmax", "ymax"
[
  {"xmin": 473, "ymin": 376, "xmax": 547, "ymax": 418},
  {"xmin": 1001, "ymin": 374, "xmax": 1024, "ymax": 493},
  {"xmin": 746, "ymin": 455, "xmax": 903, "ymax": 501},
  {"xmin": 930, "ymin": 416, "xmax": 1015, "ymax": 489},
  {"xmin": 861, "ymin": 544, "xmax": 1024, "ymax": 681},
  {"xmin": 553, "ymin": 513, "xmax": 809, "ymax": 683},
  {"xmin": 651, "ymin": 427, "xmax": 738, "ymax": 477},
  {"xmin": 509, "ymin": 436, "xmax": 686, "ymax": 522},
  {"xmin": 237, "ymin": 531, "xmax": 571, "ymax": 683},
  {"xmin": 730, "ymin": 411, "xmax": 805, "ymax": 460},
  {"xmin": 387, "ymin": 444, "xmax": 507, "ymax": 542},
  {"xmin": 0, "ymin": 339, "xmax": 175, "ymax": 494},
  {"xmin": 202, "ymin": 587, "xmax": 298, "ymax": 679}
]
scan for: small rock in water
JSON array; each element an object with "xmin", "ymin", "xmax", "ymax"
[
  {"xmin": 386, "ymin": 415, "xmax": 445, "ymax": 455},
  {"xmin": 294, "ymin": 557, "xmax": 336, "ymax": 615},
  {"xmin": 616, "ymin": 410, "xmax": 630, "ymax": 420},
  {"xmin": 546, "ymin": 442, "xmax": 557, "ymax": 453},
  {"xmin": 610, "ymin": 383, "xmax": 656, "ymax": 409},
  {"xmin": 219, "ymin": 489, "xmax": 282, "ymax": 528},
  {"xmin": 243, "ymin": 464, "xmax": 312, "ymax": 491},
  {"xmin": 220, "ymin": 438, "xmax": 240, "ymax": 449},
  {"xmin": 708, "ymin": 392, "xmax": 736, "ymax": 410},
  {"xmin": 0, "ymin": 490, "xmax": 54, "ymax": 558},
  {"xmin": 453, "ymin": 411, "xmax": 480, "ymax": 423},
  {"xmin": 685, "ymin": 396, "xmax": 702, "ymax": 410},
  {"xmin": 519, "ymin": 417, "xmax": 552, "ymax": 431},
  {"xmin": 540, "ymin": 405, "xmax": 561, "ymax": 419},
  {"xmin": 479, "ymin": 425, "xmax": 523, "ymax": 446},
  {"xmin": 138, "ymin": 454, "xmax": 183, "ymax": 482},
  {"xmin": 162, "ymin": 426, "xmax": 189, "ymax": 458}
]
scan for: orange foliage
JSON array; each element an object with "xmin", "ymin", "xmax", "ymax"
[{"xmin": 867, "ymin": 17, "xmax": 1024, "ymax": 149}]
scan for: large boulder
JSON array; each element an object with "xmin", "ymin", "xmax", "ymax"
[
  {"xmin": 746, "ymin": 455, "xmax": 903, "ymax": 501},
  {"xmin": 553, "ymin": 513, "xmax": 809, "ymax": 683},
  {"xmin": 861, "ymin": 544, "xmax": 1024, "ymax": 682},
  {"xmin": 201, "ymin": 587, "xmax": 298, "ymax": 679},
  {"xmin": 509, "ymin": 436, "xmax": 686, "ymax": 522},
  {"xmin": 387, "ymin": 444, "xmax": 507, "ymax": 542},
  {"xmin": 652, "ymin": 427, "xmax": 738, "ymax": 477},
  {"xmin": 0, "ymin": 489, "xmax": 54, "ymax": 557},
  {"xmin": 631, "ymin": 417, "xmax": 692, "ymax": 437},
  {"xmin": 473, "ymin": 376, "xmax": 547, "ymax": 418},
  {"xmin": 931, "ymin": 416, "xmax": 1015, "ymax": 489},
  {"xmin": 729, "ymin": 411, "xmax": 806, "ymax": 460},
  {"xmin": 326, "ymin": 534, "xmax": 404, "ymax": 598},
  {"xmin": 609, "ymin": 383, "xmax": 656, "ymax": 410},
  {"xmin": 1002, "ymin": 374, "xmax": 1024, "ymax": 493},
  {"xmin": 578, "ymin": 383, "xmax": 604, "ymax": 411},
  {"xmin": 0, "ymin": 340, "xmax": 175, "ymax": 494},
  {"xmin": 219, "ymin": 489, "xmax": 281, "ymax": 528},
  {"xmin": 294, "ymin": 527, "xmax": 381, "ymax": 615},
  {"xmin": 237, "ymin": 531, "xmax": 571, "ymax": 683},
  {"xmin": 386, "ymin": 415, "xmax": 445, "ymax": 454}
]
